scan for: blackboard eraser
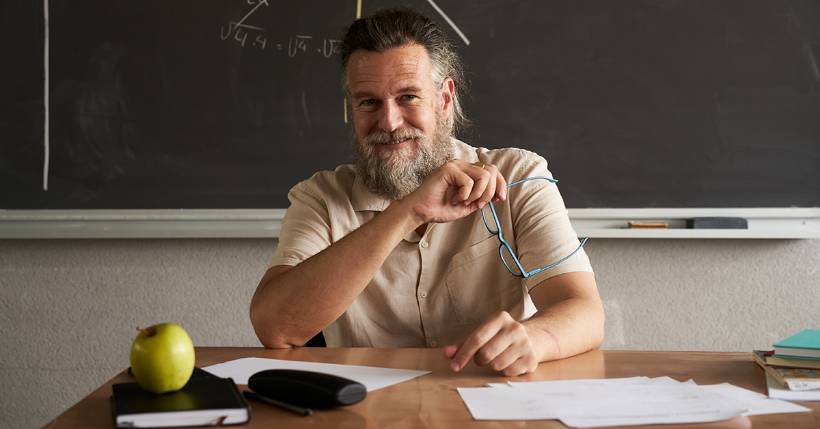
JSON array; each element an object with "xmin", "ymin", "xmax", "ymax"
[{"xmin": 686, "ymin": 217, "xmax": 748, "ymax": 229}]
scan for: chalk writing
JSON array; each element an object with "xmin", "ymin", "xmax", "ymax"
[
  {"xmin": 288, "ymin": 35, "xmax": 312, "ymax": 57},
  {"xmin": 220, "ymin": 2, "xmax": 341, "ymax": 58},
  {"xmin": 321, "ymin": 39, "xmax": 343, "ymax": 58}
]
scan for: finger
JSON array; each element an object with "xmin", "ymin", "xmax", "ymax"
[
  {"xmin": 500, "ymin": 355, "xmax": 538, "ymax": 377},
  {"xmin": 442, "ymin": 345, "xmax": 458, "ymax": 359},
  {"xmin": 477, "ymin": 165, "xmax": 498, "ymax": 206},
  {"xmin": 445, "ymin": 167, "xmax": 474, "ymax": 205},
  {"xmin": 464, "ymin": 171, "xmax": 491, "ymax": 207},
  {"xmin": 472, "ymin": 330, "xmax": 513, "ymax": 367},
  {"xmin": 461, "ymin": 162, "xmax": 491, "ymax": 206},
  {"xmin": 455, "ymin": 177, "xmax": 474, "ymax": 205},
  {"xmin": 495, "ymin": 171, "xmax": 508, "ymax": 202},
  {"xmin": 449, "ymin": 316, "xmax": 506, "ymax": 372},
  {"xmin": 487, "ymin": 341, "xmax": 524, "ymax": 373},
  {"xmin": 480, "ymin": 322, "xmax": 528, "ymax": 370}
]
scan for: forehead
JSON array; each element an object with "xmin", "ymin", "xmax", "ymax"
[{"xmin": 346, "ymin": 44, "xmax": 434, "ymax": 91}]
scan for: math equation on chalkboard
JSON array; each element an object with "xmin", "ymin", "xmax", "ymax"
[{"xmin": 219, "ymin": 0, "xmax": 342, "ymax": 58}]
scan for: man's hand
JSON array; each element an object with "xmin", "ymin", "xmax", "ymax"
[
  {"xmin": 443, "ymin": 310, "xmax": 546, "ymax": 377},
  {"xmin": 442, "ymin": 273, "xmax": 604, "ymax": 377},
  {"xmin": 401, "ymin": 159, "xmax": 507, "ymax": 225}
]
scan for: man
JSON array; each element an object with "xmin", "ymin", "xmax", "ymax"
[{"xmin": 250, "ymin": 8, "xmax": 604, "ymax": 376}]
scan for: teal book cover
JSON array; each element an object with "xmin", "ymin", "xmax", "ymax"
[{"xmin": 774, "ymin": 329, "xmax": 820, "ymax": 350}]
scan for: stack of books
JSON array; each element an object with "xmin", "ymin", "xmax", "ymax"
[{"xmin": 753, "ymin": 329, "xmax": 820, "ymax": 401}]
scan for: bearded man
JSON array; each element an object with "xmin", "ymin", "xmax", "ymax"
[{"xmin": 250, "ymin": 8, "xmax": 604, "ymax": 376}]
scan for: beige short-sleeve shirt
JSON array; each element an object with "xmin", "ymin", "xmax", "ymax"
[{"xmin": 271, "ymin": 140, "xmax": 592, "ymax": 347}]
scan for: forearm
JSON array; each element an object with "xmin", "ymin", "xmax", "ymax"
[
  {"xmin": 250, "ymin": 199, "xmax": 421, "ymax": 348},
  {"xmin": 525, "ymin": 299, "xmax": 605, "ymax": 361},
  {"xmin": 523, "ymin": 279, "xmax": 605, "ymax": 361}
]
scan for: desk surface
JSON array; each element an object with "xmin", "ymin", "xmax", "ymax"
[{"xmin": 44, "ymin": 348, "xmax": 820, "ymax": 429}]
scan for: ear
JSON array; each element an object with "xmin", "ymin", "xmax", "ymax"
[{"xmin": 439, "ymin": 77, "xmax": 455, "ymax": 115}]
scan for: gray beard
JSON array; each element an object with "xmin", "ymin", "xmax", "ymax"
[{"xmin": 354, "ymin": 117, "xmax": 455, "ymax": 200}]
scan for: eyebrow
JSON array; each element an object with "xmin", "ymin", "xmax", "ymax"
[
  {"xmin": 351, "ymin": 86, "xmax": 423, "ymax": 100},
  {"xmin": 396, "ymin": 85, "xmax": 423, "ymax": 94}
]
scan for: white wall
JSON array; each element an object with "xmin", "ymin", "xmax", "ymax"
[{"xmin": 1, "ymin": 238, "xmax": 818, "ymax": 428}]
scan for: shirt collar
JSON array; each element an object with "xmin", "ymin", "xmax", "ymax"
[{"xmin": 350, "ymin": 138, "xmax": 479, "ymax": 213}]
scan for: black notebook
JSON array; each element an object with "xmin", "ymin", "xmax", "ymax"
[{"xmin": 111, "ymin": 369, "xmax": 250, "ymax": 428}]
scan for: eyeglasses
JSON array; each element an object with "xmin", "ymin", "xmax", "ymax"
[{"xmin": 480, "ymin": 176, "xmax": 589, "ymax": 278}]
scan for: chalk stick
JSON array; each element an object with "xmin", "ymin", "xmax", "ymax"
[{"xmin": 628, "ymin": 220, "xmax": 669, "ymax": 229}]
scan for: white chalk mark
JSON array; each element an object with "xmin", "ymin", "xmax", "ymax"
[
  {"xmin": 301, "ymin": 91, "xmax": 311, "ymax": 127},
  {"xmin": 43, "ymin": 0, "xmax": 49, "ymax": 191},
  {"xmin": 231, "ymin": 21, "xmax": 265, "ymax": 32},
  {"xmin": 235, "ymin": 0, "xmax": 268, "ymax": 28},
  {"xmin": 426, "ymin": 0, "xmax": 469, "ymax": 46},
  {"xmin": 804, "ymin": 44, "xmax": 820, "ymax": 81},
  {"xmin": 343, "ymin": 97, "xmax": 348, "ymax": 124}
]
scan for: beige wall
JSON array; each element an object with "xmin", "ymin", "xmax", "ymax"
[{"xmin": 1, "ymin": 238, "xmax": 818, "ymax": 428}]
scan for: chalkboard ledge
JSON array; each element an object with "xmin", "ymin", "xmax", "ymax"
[
  {"xmin": 0, "ymin": 209, "xmax": 286, "ymax": 239},
  {"xmin": 0, "ymin": 208, "xmax": 818, "ymax": 239},
  {"xmin": 569, "ymin": 208, "xmax": 820, "ymax": 239}
]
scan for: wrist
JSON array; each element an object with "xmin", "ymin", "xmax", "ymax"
[
  {"xmin": 384, "ymin": 197, "xmax": 425, "ymax": 234},
  {"xmin": 525, "ymin": 323, "xmax": 561, "ymax": 362}
]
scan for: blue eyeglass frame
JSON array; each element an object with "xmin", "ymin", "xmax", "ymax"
[{"xmin": 480, "ymin": 176, "xmax": 589, "ymax": 278}]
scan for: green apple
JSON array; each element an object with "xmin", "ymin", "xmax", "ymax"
[{"xmin": 130, "ymin": 323, "xmax": 195, "ymax": 394}]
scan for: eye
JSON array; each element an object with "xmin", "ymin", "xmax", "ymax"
[
  {"xmin": 357, "ymin": 99, "xmax": 379, "ymax": 111},
  {"xmin": 399, "ymin": 94, "xmax": 420, "ymax": 103}
]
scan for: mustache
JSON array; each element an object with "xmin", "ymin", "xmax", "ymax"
[{"xmin": 363, "ymin": 127, "xmax": 426, "ymax": 145}]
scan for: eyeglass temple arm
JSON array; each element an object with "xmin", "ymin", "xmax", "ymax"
[{"xmin": 507, "ymin": 176, "xmax": 558, "ymax": 188}]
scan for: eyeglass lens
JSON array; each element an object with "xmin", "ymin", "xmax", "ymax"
[
  {"xmin": 481, "ymin": 205, "xmax": 500, "ymax": 234},
  {"xmin": 499, "ymin": 245, "xmax": 523, "ymax": 276}
]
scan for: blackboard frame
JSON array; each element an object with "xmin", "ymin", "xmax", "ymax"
[
  {"xmin": 2, "ymin": 0, "xmax": 819, "ymax": 236},
  {"xmin": 1, "ymin": 208, "xmax": 818, "ymax": 239}
]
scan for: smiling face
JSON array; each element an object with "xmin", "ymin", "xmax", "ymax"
[{"xmin": 347, "ymin": 44, "xmax": 456, "ymax": 199}]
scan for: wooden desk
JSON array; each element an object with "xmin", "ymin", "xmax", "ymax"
[{"xmin": 44, "ymin": 348, "xmax": 819, "ymax": 429}]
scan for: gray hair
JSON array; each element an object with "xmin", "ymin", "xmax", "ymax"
[{"xmin": 340, "ymin": 8, "xmax": 470, "ymax": 133}]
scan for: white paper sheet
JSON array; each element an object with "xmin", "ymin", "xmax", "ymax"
[
  {"xmin": 458, "ymin": 376, "xmax": 810, "ymax": 427},
  {"xmin": 700, "ymin": 383, "xmax": 810, "ymax": 416},
  {"xmin": 766, "ymin": 374, "xmax": 820, "ymax": 401},
  {"xmin": 203, "ymin": 357, "xmax": 429, "ymax": 391}
]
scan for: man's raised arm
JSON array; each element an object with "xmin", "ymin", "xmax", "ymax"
[{"xmin": 250, "ymin": 160, "xmax": 506, "ymax": 348}]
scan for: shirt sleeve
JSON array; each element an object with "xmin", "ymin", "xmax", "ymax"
[
  {"xmin": 506, "ymin": 153, "xmax": 594, "ymax": 291},
  {"xmin": 269, "ymin": 181, "xmax": 334, "ymax": 268}
]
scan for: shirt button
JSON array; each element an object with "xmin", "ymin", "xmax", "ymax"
[
  {"xmin": 419, "ymin": 291, "xmax": 427, "ymax": 299},
  {"xmin": 420, "ymin": 241, "xmax": 429, "ymax": 248}
]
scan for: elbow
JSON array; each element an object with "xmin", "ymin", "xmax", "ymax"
[
  {"xmin": 249, "ymin": 282, "xmax": 292, "ymax": 348},
  {"xmin": 250, "ymin": 305, "xmax": 313, "ymax": 349},
  {"xmin": 249, "ymin": 309, "xmax": 299, "ymax": 349},
  {"xmin": 248, "ymin": 267, "xmax": 322, "ymax": 349},
  {"xmin": 251, "ymin": 320, "xmax": 309, "ymax": 349},
  {"xmin": 591, "ymin": 298, "xmax": 606, "ymax": 349},
  {"xmin": 258, "ymin": 335, "xmax": 299, "ymax": 350},
  {"xmin": 259, "ymin": 330, "xmax": 315, "ymax": 349}
]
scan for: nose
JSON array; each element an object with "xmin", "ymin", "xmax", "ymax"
[{"xmin": 377, "ymin": 100, "xmax": 404, "ymax": 132}]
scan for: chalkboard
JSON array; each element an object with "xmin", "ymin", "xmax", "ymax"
[{"xmin": 2, "ymin": 0, "xmax": 819, "ymax": 209}]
